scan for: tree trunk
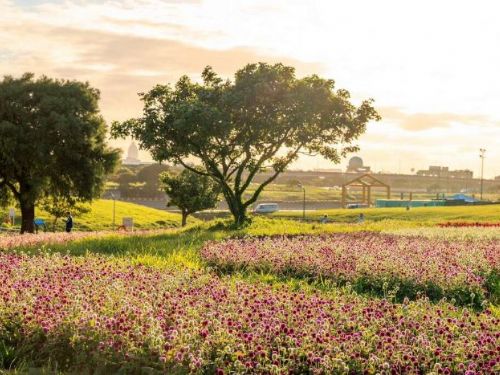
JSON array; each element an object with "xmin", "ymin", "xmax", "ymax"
[
  {"xmin": 181, "ymin": 210, "xmax": 188, "ymax": 227},
  {"xmin": 20, "ymin": 200, "xmax": 35, "ymax": 234},
  {"xmin": 52, "ymin": 217, "xmax": 59, "ymax": 232},
  {"xmin": 227, "ymin": 197, "xmax": 248, "ymax": 226}
]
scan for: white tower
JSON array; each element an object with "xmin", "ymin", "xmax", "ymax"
[{"xmin": 123, "ymin": 141, "xmax": 141, "ymax": 165}]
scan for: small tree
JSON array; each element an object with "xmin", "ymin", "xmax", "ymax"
[
  {"xmin": 39, "ymin": 196, "xmax": 90, "ymax": 231},
  {"xmin": 137, "ymin": 164, "xmax": 170, "ymax": 197},
  {"xmin": 0, "ymin": 73, "xmax": 120, "ymax": 233},
  {"xmin": 160, "ymin": 169, "xmax": 219, "ymax": 226},
  {"xmin": 112, "ymin": 63, "xmax": 379, "ymax": 225}
]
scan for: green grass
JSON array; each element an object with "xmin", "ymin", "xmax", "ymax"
[
  {"xmin": 272, "ymin": 204, "xmax": 500, "ymax": 223},
  {"xmin": 2, "ymin": 200, "xmax": 196, "ymax": 231},
  {"xmin": 67, "ymin": 199, "xmax": 198, "ymax": 230}
]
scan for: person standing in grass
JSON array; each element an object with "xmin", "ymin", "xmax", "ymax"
[{"xmin": 65, "ymin": 211, "xmax": 73, "ymax": 233}]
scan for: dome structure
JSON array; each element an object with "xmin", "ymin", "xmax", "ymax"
[
  {"xmin": 346, "ymin": 156, "xmax": 370, "ymax": 173},
  {"xmin": 123, "ymin": 141, "xmax": 141, "ymax": 165},
  {"xmin": 127, "ymin": 142, "xmax": 139, "ymax": 160},
  {"xmin": 348, "ymin": 156, "xmax": 364, "ymax": 169}
]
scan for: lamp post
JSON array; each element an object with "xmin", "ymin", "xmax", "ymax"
[
  {"xmin": 479, "ymin": 148, "xmax": 486, "ymax": 200},
  {"xmin": 297, "ymin": 184, "xmax": 306, "ymax": 221},
  {"xmin": 110, "ymin": 193, "xmax": 116, "ymax": 230}
]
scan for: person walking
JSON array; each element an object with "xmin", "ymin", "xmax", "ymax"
[
  {"xmin": 8, "ymin": 208, "xmax": 15, "ymax": 226},
  {"xmin": 65, "ymin": 211, "xmax": 73, "ymax": 233}
]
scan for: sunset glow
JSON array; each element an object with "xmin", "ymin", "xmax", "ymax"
[{"xmin": 1, "ymin": 0, "xmax": 499, "ymax": 176}]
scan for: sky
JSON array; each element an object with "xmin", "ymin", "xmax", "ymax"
[{"xmin": 1, "ymin": 0, "xmax": 499, "ymax": 178}]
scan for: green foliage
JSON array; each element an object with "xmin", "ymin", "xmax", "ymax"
[
  {"xmin": 39, "ymin": 196, "xmax": 91, "ymax": 231},
  {"xmin": 0, "ymin": 73, "xmax": 120, "ymax": 233},
  {"xmin": 112, "ymin": 63, "xmax": 379, "ymax": 225},
  {"xmin": 0, "ymin": 184, "xmax": 12, "ymax": 208},
  {"xmin": 160, "ymin": 168, "xmax": 219, "ymax": 226},
  {"xmin": 137, "ymin": 164, "xmax": 169, "ymax": 187}
]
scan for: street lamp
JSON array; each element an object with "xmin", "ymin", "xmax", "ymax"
[
  {"xmin": 297, "ymin": 183, "xmax": 306, "ymax": 221},
  {"xmin": 479, "ymin": 148, "xmax": 486, "ymax": 200},
  {"xmin": 110, "ymin": 192, "xmax": 116, "ymax": 230}
]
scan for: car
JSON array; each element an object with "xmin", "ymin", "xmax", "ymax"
[
  {"xmin": 254, "ymin": 203, "xmax": 279, "ymax": 214},
  {"xmin": 346, "ymin": 203, "xmax": 369, "ymax": 209}
]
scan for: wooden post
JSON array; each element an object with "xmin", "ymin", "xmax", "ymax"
[
  {"xmin": 387, "ymin": 187, "xmax": 391, "ymax": 199},
  {"xmin": 362, "ymin": 186, "xmax": 366, "ymax": 204},
  {"xmin": 367, "ymin": 187, "xmax": 371, "ymax": 206},
  {"xmin": 341, "ymin": 186, "xmax": 346, "ymax": 208}
]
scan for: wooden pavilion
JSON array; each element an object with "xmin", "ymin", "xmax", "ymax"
[{"xmin": 341, "ymin": 174, "xmax": 391, "ymax": 208}]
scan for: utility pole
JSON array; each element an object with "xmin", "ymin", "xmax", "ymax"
[
  {"xmin": 479, "ymin": 148, "xmax": 486, "ymax": 200},
  {"xmin": 297, "ymin": 183, "xmax": 306, "ymax": 221},
  {"xmin": 110, "ymin": 193, "xmax": 116, "ymax": 229},
  {"xmin": 302, "ymin": 186, "xmax": 306, "ymax": 221}
]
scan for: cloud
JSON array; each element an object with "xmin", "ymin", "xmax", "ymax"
[
  {"xmin": 0, "ymin": 20, "xmax": 323, "ymax": 121},
  {"xmin": 1, "ymin": 0, "xmax": 498, "ymax": 176},
  {"xmin": 378, "ymin": 106, "xmax": 493, "ymax": 131}
]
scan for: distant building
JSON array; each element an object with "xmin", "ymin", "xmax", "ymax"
[
  {"xmin": 313, "ymin": 168, "xmax": 343, "ymax": 173},
  {"xmin": 495, "ymin": 175, "xmax": 500, "ymax": 181},
  {"xmin": 416, "ymin": 166, "xmax": 473, "ymax": 179},
  {"xmin": 123, "ymin": 142, "xmax": 141, "ymax": 165},
  {"xmin": 346, "ymin": 156, "xmax": 371, "ymax": 173}
]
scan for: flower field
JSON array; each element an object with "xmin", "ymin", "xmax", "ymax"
[
  {"xmin": 438, "ymin": 222, "xmax": 500, "ymax": 228},
  {"xmin": 1, "ymin": 253, "xmax": 499, "ymax": 374},
  {"xmin": 384, "ymin": 227, "xmax": 500, "ymax": 240},
  {"xmin": 202, "ymin": 233, "xmax": 500, "ymax": 307}
]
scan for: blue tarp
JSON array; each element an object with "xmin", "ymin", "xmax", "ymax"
[{"xmin": 450, "ymin": 194, "xmax": 477, "ymax": 203}]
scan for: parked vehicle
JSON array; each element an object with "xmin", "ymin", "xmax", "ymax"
[
  {"xmin": 346, "ymin": 203, "xmax": 369, "ymax": 209},
  {"xmin": 254, "ymin": 203, "xmax": 279, "ymax": 214}
]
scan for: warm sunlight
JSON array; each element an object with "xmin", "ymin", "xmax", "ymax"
[
  {"xmin": 1, "ymin": 2, "xmax": 500, "ymax": 373},
  {"xmin": 1, "ymin": 0, "xmax": 499, "ymax": 176}
]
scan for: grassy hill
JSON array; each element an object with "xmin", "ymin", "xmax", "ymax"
[
  {"xmin": 70, "ymin": 200, "xmax": 199, "ymax": 231},
  {"xmin": 2, "ymin": 200, "xmax": 193, "ymax": 231}
]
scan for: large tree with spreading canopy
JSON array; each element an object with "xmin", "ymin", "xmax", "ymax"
[
  {"xmin": 112, "ymin": 63, "xmax": 379, "ymax": 225},
  {"xmin": 0, "ymin": 73, "xmax": 120, "ymax": 233}
]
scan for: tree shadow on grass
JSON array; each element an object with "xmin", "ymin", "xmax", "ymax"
[{"xmin": 29, "ymin": 226, "xmax": 223, "ymax": 260}]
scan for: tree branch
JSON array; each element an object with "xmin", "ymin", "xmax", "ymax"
[
  {"xmin": 238, "ymin": 130, "xmax": 293, "ymax": 195},
  {"xmin": 233, "ymin": 148, "xmax": 253, "ymax": 193},
  {"xmin": 243, "ymin": 143, "xmax": 304, "ymax": 208},
  {"xmin": 6, "ymin": 181, "xmax": 20, "ymax": 199},
  {"xmin": 174, "ymin": 158, "xmax": 211, "ymax": 176},
  {"xmin": 0, "ymin": 172, "xmax": 20, "ymax": 199}
]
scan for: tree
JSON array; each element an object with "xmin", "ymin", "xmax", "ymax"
[
  {"xmin": 112, "ymin": 63, "xmax": 379, "ymax": 225},
  {"xmin": 160, "ymin": 168, "xmax": 219, "ymax": 226},
  {"xmin": 137, "ymin": 163, "xmax": 170, "ymax": 196},
  {"xmin": 39, "ymin": 196, "xmax": 90, "ymax": 231},
  {"xmin": 0, "ymin": 73, "xmax": 120, "ymax": 233},
  {"xmin": 0, "ymin": 185, "xmax": 12, "ymax": 209}
]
